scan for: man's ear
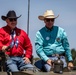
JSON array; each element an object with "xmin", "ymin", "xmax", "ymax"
[
  {"xmin": 44, "ymin": 19, "xmax": 46, "ymax": 23},
  {"xmin": 6, "ymin": 19, "xmax": 9, "ymax": 23}
]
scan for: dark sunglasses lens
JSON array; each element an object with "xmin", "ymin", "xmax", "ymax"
[
  {"xmin": 9, "ymin": 18, "xmax": 17, "ymax": 22},
  {"xmin": 46, "ymin": 19, "xmax": 50, "ymax": 22},
  {"xmin": 46, "ymin": 19, "xmax": 54, "ymax": 22},
  {"xmin": 51, "ymin": 19, "xmax": 54, "ymax": 22}
]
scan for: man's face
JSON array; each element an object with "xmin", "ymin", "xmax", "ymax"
[
  {"xmin": 44, "ymin": 18, "xmax": 55, "ymax": 29},
  {"xmin": 6, "ymin": 18, "xmax": 17, "ymax": 29}
]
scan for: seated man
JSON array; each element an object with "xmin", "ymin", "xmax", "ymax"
[
  {"xmin": 0, "ymin": 10, "xmax": 34, "ymax": 72},
  {"xmin": 34, "ymin": 10, "xmax": 73, "ymax": 72}
]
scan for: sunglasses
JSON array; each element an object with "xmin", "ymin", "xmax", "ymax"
[
  {"xmin": 45, "ymin": 19, "xmax": 55, "ymax": 22},
  {"xmin": 9, "ymin": 18, "xmax": 17, "ymax": 22}
]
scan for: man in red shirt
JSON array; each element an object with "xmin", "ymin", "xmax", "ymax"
[{"xmin": 0, "ymin": 10, "xmax": 34, "ymax": 72}]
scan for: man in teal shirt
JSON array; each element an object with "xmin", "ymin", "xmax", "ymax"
[{"xmin": 35, "ymin": 10, "xmax": 73, "ymax": 72}]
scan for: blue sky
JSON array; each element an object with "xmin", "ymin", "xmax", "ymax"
[{"xmin": 0, "ymin": 0, "xmax": 76, "ymax": 57}]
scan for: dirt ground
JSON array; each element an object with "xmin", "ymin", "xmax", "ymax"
[{"xmin": 0, "ymin": 71, "xmax": 76, "ymax": 75}]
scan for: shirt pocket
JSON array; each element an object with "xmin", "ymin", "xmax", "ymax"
[{"xmin": 4, "ymin": 34, "xmax": 11, "ymax": 44}]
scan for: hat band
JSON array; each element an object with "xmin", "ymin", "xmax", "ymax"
[{"xmin": 44, "ymin": 15, "xmax": 55, "ymax": 18}]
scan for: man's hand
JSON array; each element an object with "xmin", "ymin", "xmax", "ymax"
[
  {"xmin": 23, "ymin": 57, "xmax": 31, "ymax": 64},
  {"xmin": 46, "ymin": 59, "xmax": 53, "ymax": 66},
  {"xmin": 2, "ymin": 46, "xmax": 10, "ymax": 52},
  {"xmin": 68, "ymin": 62, "xmax": 74, "ymax": 70}
]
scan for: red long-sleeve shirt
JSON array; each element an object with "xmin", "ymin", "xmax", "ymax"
[{"xmin": 0, "ymin": 25, "xmax": 32, "ymax": 59}]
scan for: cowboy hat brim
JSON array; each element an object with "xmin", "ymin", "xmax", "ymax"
[
  {"xmin": 1, "ymin": 15, "xmax": 21, "ymax": 21},
  {"xmin": 1, "ymin": 16, "xmax": 7, "ymax": 21},
  {"xmin": 38, "ymin": 15, "xmax": 59, "ymax": 21}
]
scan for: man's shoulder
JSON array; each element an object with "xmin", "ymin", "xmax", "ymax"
[
  {"xmin": 35, "ymin": 28, "xmax": 44, "ymax": 37},
  {"xmin": 0, "ymin": 26, "xmax": 6, "ymax": 32},
  {"xmin": 17, "ymin": 28, "xmax": 26, "ymax": 32},
  {"xmin": 36, "ymin": 27, "xmax": 44, "ymax": 33},
  {"xmin": 55, "ymin": 26, "xmax": 64, "ymax": 31},
  {"xmin": 39, "ymin": 27, "xmax": 45, "ymax": 32},
  {"xmin": 16, "ymin": 28, "xmax": 27, "ymax": 36},
  {"xmin": 59, "ymin": 27, "xmax": 65, "ymax": 32}
]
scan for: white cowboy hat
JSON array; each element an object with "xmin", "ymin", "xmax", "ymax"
[{"xmin": 38, "ymin": 10, "xmax": 59, "ymax": 20}]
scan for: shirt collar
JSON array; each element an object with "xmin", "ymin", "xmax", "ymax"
[
  {"xmin": 6, "ymin": 25, "xmax": 17, "ymax": 31},
  {"xmin": 45, "ymin": 26, "xmax": 53, "ymax": 31}
]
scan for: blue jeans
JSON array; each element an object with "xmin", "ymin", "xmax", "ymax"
[
  {"xmin": 6, "ymin": 56, "xmax": 34, "ymax": 72},
  {"xmin": 34, "ymin": 56, "xmax": 67, "ymax": 72}
]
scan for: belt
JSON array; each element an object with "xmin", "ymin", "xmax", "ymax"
[
  {"xmin": 48, "ymin": 53, "xmax": 65, "ymax": 57},
  {"xmin": 9, "ymin": 55, "xmax": 23, "ymax": 57}
]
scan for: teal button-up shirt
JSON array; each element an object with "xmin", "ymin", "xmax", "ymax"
[{"xmin": 35, "ymin": 26, "xmax": 73, "ymax": 62}]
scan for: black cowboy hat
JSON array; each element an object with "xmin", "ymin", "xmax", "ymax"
[{"xmin": 1, "ymin": 10, "xmax": 21, "ymax": 21}]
